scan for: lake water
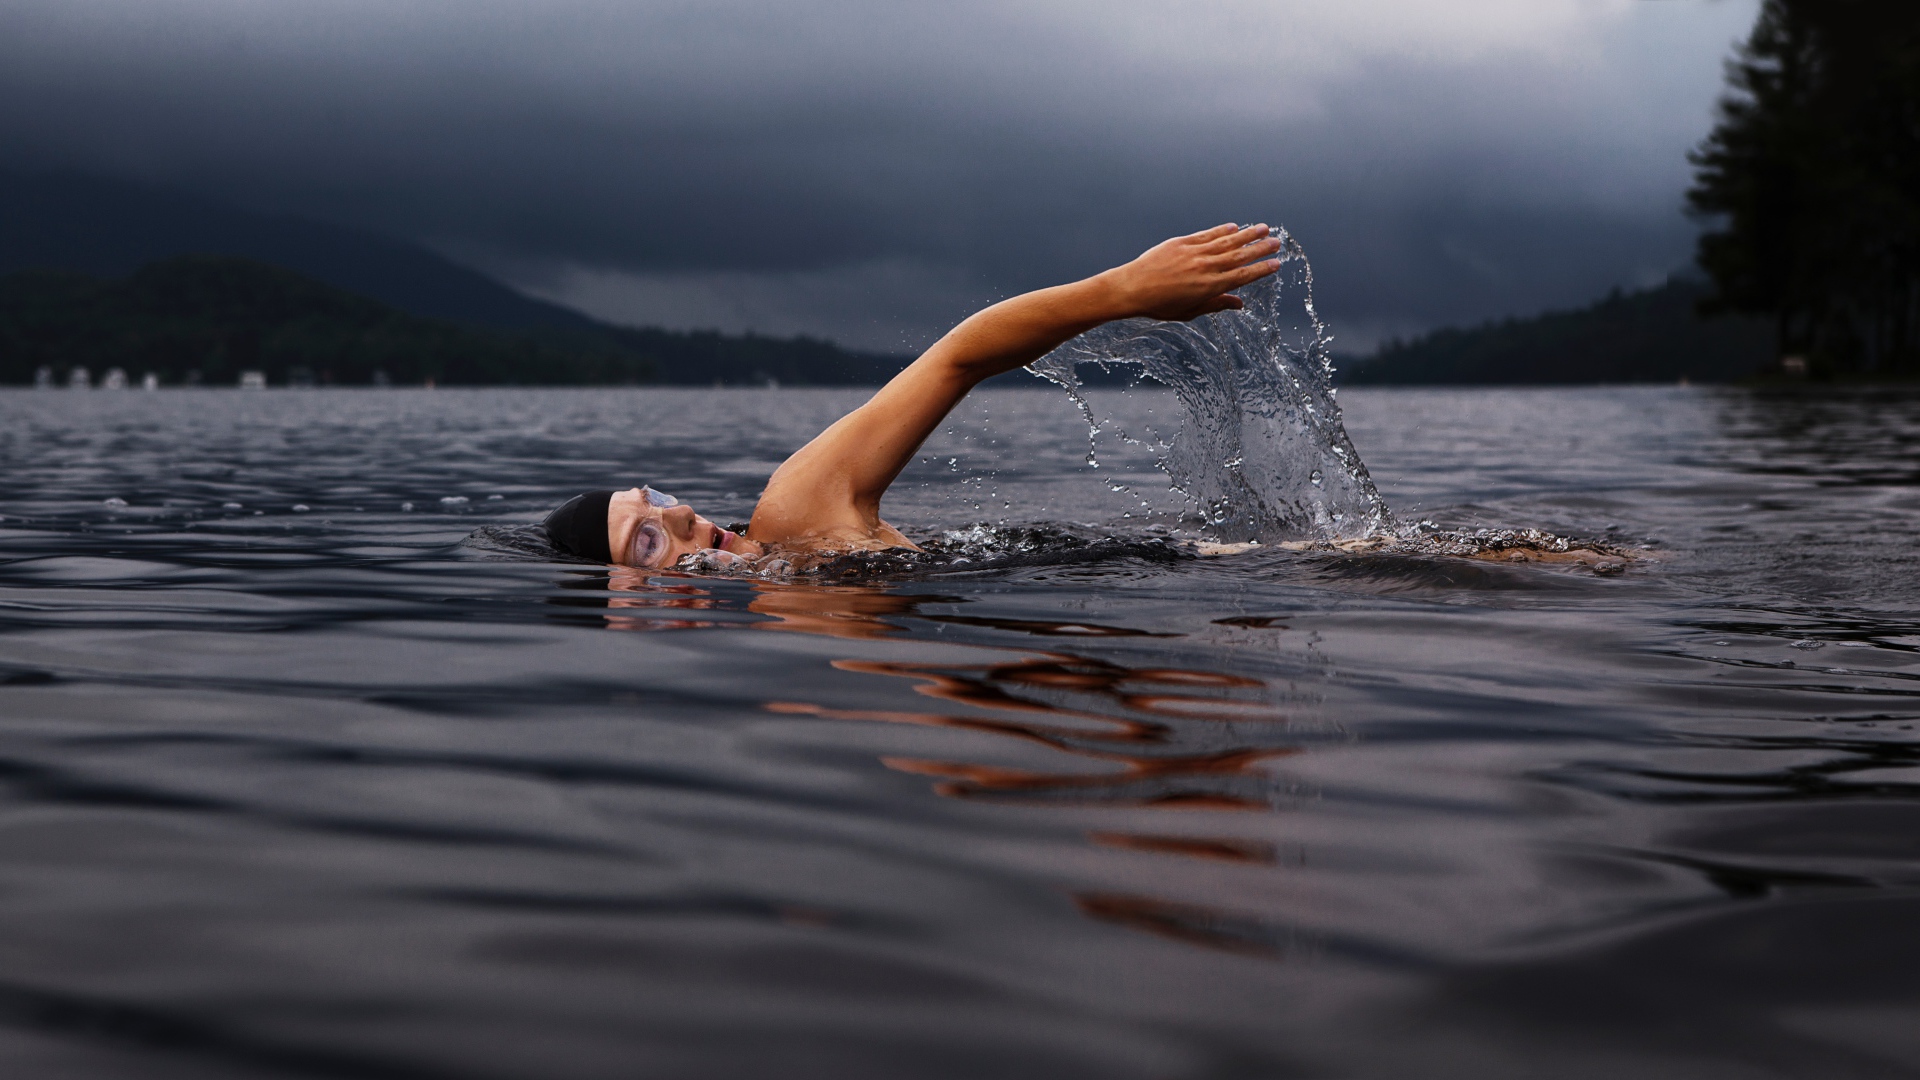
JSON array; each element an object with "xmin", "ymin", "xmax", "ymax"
[{"xmin": 1, "ymin": 384, "xmax": 1918, "ymax": 1079}]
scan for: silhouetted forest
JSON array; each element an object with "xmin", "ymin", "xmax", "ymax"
[
  {"xmin": 1689, "ymin": 0, "xmax": 1920, "ymax": 378},
  {"xmin": 1340, "ymin": 279, "xmax": 1772, "ymax": 385},
  {"xmin": 0, "ymin": 257, "xmax": 905, "ymax": 387}
]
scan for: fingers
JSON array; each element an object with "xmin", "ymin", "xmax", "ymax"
[
  {"xmin": 1168, "ymin": 259, "xmax": 1275, "ymax": 321},
  {"xmin": 1178, "ymin": 223, "xmax": 1280, "ymax": 266},
  {"xmin": 1138, "ymin": 223, "xmax": 1285, "ymax": 321},
  {"xmin": 1200, "ymin": 222, "xmax": 1271, "ymax": 255},
  {"xmin": 1225, "ymin": 258, "xmax": 1281, "ymax": 288},
  {"xmin": 1212, "ymin": 237, "xmax": 1282, "ymax": 269},
  {"xmin": 1189, "ymin": 222, "xmax": 1241, "ymax": 243}
]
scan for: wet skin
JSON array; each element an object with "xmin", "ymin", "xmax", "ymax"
[{"xmin": 605, "ymin": 487, "xmax": 765, "ymax": 569}]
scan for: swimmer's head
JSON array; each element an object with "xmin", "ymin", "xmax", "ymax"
[
  {"xmin": 544, "ymin": 486, "xmax": 762, "ymax": 567},
  {"xmin": 543, "ymin": 490, "xmax": 615, "ymax": 562}
]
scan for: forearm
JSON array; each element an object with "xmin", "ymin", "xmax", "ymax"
[{"xmin": 919, "ymin": 273, "xmax": 1127, "ymax": 386}]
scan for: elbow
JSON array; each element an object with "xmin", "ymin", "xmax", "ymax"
[{"xmin": 913, "ymin": 340, "xmax": 1001, "ymax": 390}]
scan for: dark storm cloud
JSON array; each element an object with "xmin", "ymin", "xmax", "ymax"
[{"xmin": 0, "ymin": 1, "xmax": 1758, "ymax": 349}]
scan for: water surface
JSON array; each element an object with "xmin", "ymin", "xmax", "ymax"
[{"xmin": 1, "ymin": 385, "xmax": 1918, "ymax": 1079}]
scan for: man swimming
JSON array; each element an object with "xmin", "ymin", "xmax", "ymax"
[{"xmin": 543, "ymin": 223, "xmax": 1285, "ymax": 568}]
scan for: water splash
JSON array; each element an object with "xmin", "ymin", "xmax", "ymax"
[{"xmin": 1028, "ymin": 227, "xmax": 1392, "ymax": 542}]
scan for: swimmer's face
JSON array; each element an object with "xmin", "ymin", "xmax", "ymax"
[{"xmin": 607, "ymin": 486, "xmax": 763, "ymax": 569}]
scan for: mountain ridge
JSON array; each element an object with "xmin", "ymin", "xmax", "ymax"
[
  {"xmin": 0, "ymin": 172, "xmax": 599, "ymax": 332},
  {"xmin": 0, "ymin": 256, "xmax": 905, "ymax": 387},
  {"xmin": 1338, "ymin": 279, "xmax": 1774, "ymax": 385},
  {"xmin": 0, "ymin": 173, "xmax": 907, "ymax": 385}
]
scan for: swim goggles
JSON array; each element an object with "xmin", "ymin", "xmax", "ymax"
[{"xmin": 626, "ymin": 486, "xmax": 682, "ymax": 567}]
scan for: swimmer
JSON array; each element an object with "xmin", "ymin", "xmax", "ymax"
[{"xmin": 543, "ymin": 223, "xmax": 1285, "ymax": 569}]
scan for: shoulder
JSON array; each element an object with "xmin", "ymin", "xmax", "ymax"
[{"xmin": 752, "ymin": 522, "xmax": 920, "ymax": 554}]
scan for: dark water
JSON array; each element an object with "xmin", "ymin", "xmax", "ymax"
[{"xmin": 2, "ymin": 384, "xmax": 1918, "ymax": 1079}]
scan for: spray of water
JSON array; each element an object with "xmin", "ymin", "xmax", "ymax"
[{"xmin": 1028, "ymin": 226, "xmax": 1392, "ymax": 542}]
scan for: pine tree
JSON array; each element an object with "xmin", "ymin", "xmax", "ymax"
[{"xmin": 1688, "ymin": 0, "xmax": 1920, "ymax": 376}]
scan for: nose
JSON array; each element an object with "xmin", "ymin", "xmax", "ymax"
[{"xmin": 663, "ymin": 503, "xmax": 699, "ymax": 539}]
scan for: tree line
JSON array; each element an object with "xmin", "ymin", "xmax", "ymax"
[
  {"xmin": 1690, "ymin": 0, "xmax": 1920, "ymax": 378},
  {"xmin": 1341, "ymin": 279, "xmax": 1771, "ymax": 386}
]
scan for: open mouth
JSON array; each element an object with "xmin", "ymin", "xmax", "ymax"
[{"xmin": 712, "ymin": 524, "xmax": 730, "ymax": 551}]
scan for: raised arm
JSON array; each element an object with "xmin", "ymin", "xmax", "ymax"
[{"xmin": 746, "ymin": 223, "xmax": 1284, "ymax": 547}]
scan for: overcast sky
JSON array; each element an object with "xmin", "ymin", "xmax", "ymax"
[{"xmin": 0, "ymin": 0, "xmax": 1760, "ymax": 351}]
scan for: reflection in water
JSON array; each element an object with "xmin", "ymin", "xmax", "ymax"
[
  {"xmin": 770, "ymin": 649, "xmax": 1292, "ymax": 811},
  {"xmin": 1711, "ymin": 387, "xmax": 1920, "ymax": 486},
  {"xmin": 747, "ymin": 582, "xmax": 957, "ymax": 640},
  {"xmin": 1088, "ymin": 832, "xmax": 1278, "ymax": 863},
  {"xmin": 597, "ymin": 568, "xmax": 727, "ymax": 630},
  {"xmin": 600, "ymin": 570, "xmax": 1316, "ymax": 953}
]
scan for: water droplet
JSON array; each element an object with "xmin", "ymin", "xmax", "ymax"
[
  {"xmin": 487, "ymin": 494, "xmax": 504, "ymax": 501},
  {"xmin": 291, "ymin": 504, "xmax": 310, "ymax": 512},
  {"xmin": 1790, "ymin": 639, "xmax": 1825, "ymax": 650},
  {"xmin": 222, "ymin": 502, "xmax": 242, "ymax": 510},
  {"xmin": 401, "ymin": 502, "xmax": 414, "ymax": 512},
  {"xmin": 103, "ymin": 497, "xmax": 128, "ymax": 508},
  {"xmin": 440, "ymin": 496, "xmax": 469, "ymax": 505},
  {"xmin": 1309, "ymin": 470, "xmax": 1323, "ymax": 488}
]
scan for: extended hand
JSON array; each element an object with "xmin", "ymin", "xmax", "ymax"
[{"xmin": 1101, "ymin": 223, "xmax": 1284, "ymax": 322}]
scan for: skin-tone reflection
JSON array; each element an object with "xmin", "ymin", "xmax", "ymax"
[
  {"xmin": 604, "ymin": 570, "xmax": 1298, "ymax": 809},
  {"xmin": 605, "ymin": 569, "xmax": 942, "ymax": 639},
  {"xmin": 600, "ymin": 566, "xmax": 727, "ymax": 631},
  {"xmin": 1072, "ymin": 892, "xmax": 1292, "ymax": 957},
  {"xmin": 769, "ymin": 654, "xmax": 1295, "ymax": 811},
  {"xmin": 743, "ymin": 583, "xmax": 936, "ymax": 641},
  {"xmin": 773, "ymin": 636, "xmax": 1307, "ymax": 952},
  {"xmin": 599, "ymin": 570, "xmax": 1304, "ymax": 953}
]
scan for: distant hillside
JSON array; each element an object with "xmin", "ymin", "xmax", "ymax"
[
  {"xmin": 0, "ymin": 172, "xmax": 593, "ymax": 332},
  {"xmin": 1340, "ymin": 280, "xmax": 1773, "ymax": 385},
  {"xmin": 0, "ymin": 257, "xmax": 903, "ymax": 387}
]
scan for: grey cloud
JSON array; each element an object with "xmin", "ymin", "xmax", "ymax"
[{"xmin": 0, "ymin": 1, "xmax": 1758, "ymax": 349}]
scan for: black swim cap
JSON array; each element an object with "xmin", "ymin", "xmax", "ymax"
[{"xmin": 544, "ymin": 490, "xmax": 615, "ymax": 562}]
